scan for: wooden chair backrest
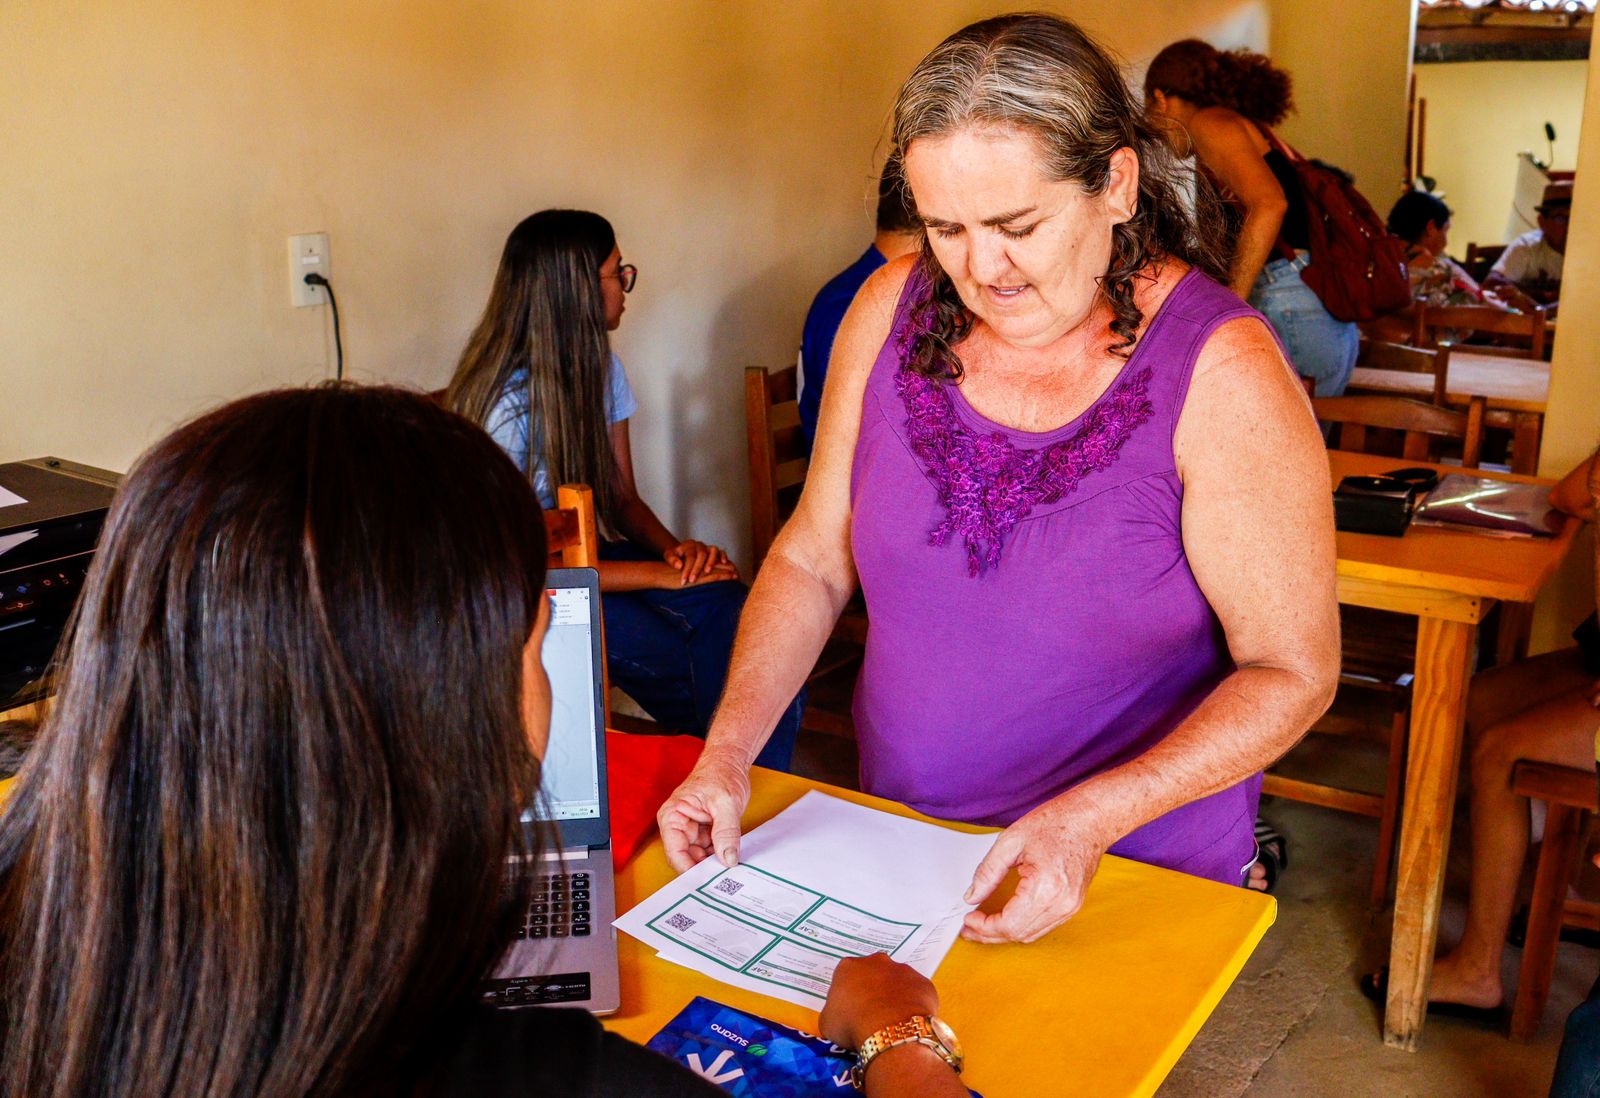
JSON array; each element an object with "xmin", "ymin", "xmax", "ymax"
[
  {"xmin": 1356, "ymin": 338, "xmax": 1451, "ymax": 405},
  {"xmin": 542, "ymin": 483, "xmax": 609, "ymax": 724},
  {"xmin": 1414, "ymin": 304, "xmax": 1548, "ymax": 360},
  {"xmin": 545, "ymin": 483, "xmax": 599, "ymax": 569},
  {"xmin": 1313, "ymin": 394, "xmax": 1486, "ymax": 468},
  {"xmin": 1463, "ymin": 242, "xmax": 1505, "ymax": 283},
  {"xmin": 745, "ymin": 365, "xmax": 809, "ymax": 572}
]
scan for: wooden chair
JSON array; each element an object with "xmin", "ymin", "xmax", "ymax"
[
  {"xmin": 1314, "ymin": 394, "xmax": 1486, "ymax": 469},
  {"xmin": 1267, "ymin": 396, "xmax": 1487, "ymax": 903},
  {"xmin": 1414, "ymin": 304, "xmax": 1549, "ymax": 361},
  {"xmin": 1464, "ymin": 242, "xmax": 1506, "ymax": 284},
  {"xmin": 1509, "ymin": 760, "xmax": 1599, "ymax": 1041},
  {"xmin": 542, "ymin": 483, "xmax": 641, "ymax": 734},
  {"xmin": 745, "ymin": 366, "xmax": 808, "ymax": 574},
  {"xmin": 0, "ymin": 700, "xmax": 42, "ymax": 733},
  {"xmin": 1356, "ymin": 337, "xmax": 1451, "ymax": 406},
  {"xmin": 745, "ymin": 365, "xmax": 865, "ymax": 738},
  {"xmin": 544, "ymin": 483, "xmax": 600, "ymax": 569}
]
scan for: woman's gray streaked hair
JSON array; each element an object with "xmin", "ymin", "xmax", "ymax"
[{"xmin": 891, "ymin": 12, "xmax": 1227, "ymax": 376}]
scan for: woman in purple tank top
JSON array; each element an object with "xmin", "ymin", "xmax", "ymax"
[{"xmin": 660, "ymin": 14, "xmax": 1338, "ymax": 946}]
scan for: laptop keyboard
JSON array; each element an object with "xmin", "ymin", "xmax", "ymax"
[{"xmin": 516, "ymin": 871, "xmax": 592, "ymax": 939}]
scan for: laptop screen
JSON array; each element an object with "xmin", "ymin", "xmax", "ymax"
[
  {"xmin": 528, "ymin": 568, "xmax": 610, "ymax": 850},
  {"xmin": 538, "ymin": 581, "xmax": 602, "ymax": 822}
]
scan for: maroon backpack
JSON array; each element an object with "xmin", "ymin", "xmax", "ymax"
[{"xmin": 1265, "ymin": 130, "xmax": 1410, "ymax": 323}]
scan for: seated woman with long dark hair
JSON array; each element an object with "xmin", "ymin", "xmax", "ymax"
[
  {"xmin": 0, "ymin": 386, "xmax": 958, "ymax": 1097},
  {"xmin": 448, "ymin": 210, "xmax": 802, "ymax": 769}
]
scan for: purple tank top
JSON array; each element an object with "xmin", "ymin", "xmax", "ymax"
[{"xmin": 849, "ymin": 267, "xmax": 1262, "ymax": 886}]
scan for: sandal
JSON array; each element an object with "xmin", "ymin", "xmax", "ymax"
[
  {"xmin": 1248, "ymin": 817, "xmax": 1288, "ymax": 893},
  {"xmin": 1358, "ymin": 968, "xmax": 1504, "ymax": 1025}
]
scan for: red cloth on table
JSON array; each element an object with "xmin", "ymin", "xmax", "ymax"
[{"xmin": 604, "ymin": 729, "xmax": 703, "ymax": 870}]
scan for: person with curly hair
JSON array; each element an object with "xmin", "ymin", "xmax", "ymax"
[
  {"xmin": 1145, "ymin": 39, "xmax": 1359, "ymax": 396},
  {"xmin": 657, "ymin": 13, "xmax": 1338, "ymax": 940}
]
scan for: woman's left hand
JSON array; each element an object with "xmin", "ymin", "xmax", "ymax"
[
  {"xmin": 665, "ymin": 539, "xmax": 735, "ymax": 584},
  {"xmin": 960, "ymin": 793, "xmax": 1115, "ymax": 944}
]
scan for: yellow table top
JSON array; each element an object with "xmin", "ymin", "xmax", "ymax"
[
  {"xmin": 605, "ymin": 768, "xmax": 1275, "ymax": 1097},
  {"xmin": 1330, "ymin": 450, "xmax": 1578, "ymax": 604}
]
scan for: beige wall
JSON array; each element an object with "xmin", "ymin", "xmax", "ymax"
[
  {"xmin": 1414, "ymin": 60, "xmax": 1589, "ymax": 250},
  {"xmin": 2, "ymin": 0, "xmax": 1405, "ymax": 569},
  {"xmin": 1531, "ymin": 47, "xmax": 1600, "ymax": 653},
  {"xmin": 1268, "ymin": 0, "xmax": 1415, "ymax": 209}
]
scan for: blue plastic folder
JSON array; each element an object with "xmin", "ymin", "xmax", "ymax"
[{"xmin": 647, "ymin": 997, "xmax": 982, "ymax": 1097}]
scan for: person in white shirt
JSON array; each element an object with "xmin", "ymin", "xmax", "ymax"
[{"xmin": 1485, "ymin": 179, "xmax": 1571, "ymax": 310}]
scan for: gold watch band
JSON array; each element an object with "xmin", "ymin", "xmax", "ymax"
[{"xmin": 850, "ymin": 1016, "xmax": 961, "ymax": 1090}]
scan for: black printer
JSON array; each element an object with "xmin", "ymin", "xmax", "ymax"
[{"xmin": 0, "ymin": 458, "xmax": 120, "ymax": 707}]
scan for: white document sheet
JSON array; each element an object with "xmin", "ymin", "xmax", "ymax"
[
  {"xmin": 0, "ymin": 530, "xmax": 38, "ymax": 558},
  {"xmin": 616, "ymin": 790, "xmax": 997, "ymax": 1009},
  {"xmin": 0, "ymin": 483, "xmax": 25, "ymax": 509}
]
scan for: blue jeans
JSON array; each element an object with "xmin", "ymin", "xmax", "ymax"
[
  {"xmin": 599, "ymin": 541, "xmax": 801, "ymax": 771},
  {"xmin": 1551, "ymin": 768, "xmax": 1600, "ymax": 1097},
  {"xmin": 1552, "ymin": 971, "xmax": 1600, "ymax": 1097},
  {"xmin": 1249, "ymin": 253, "xmax": 1359, "ymax": 397}
]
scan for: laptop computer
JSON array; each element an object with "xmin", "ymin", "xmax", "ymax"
[{"xmin": 481, "ymin": 566, "xmax": 621, "ymax": 1014}]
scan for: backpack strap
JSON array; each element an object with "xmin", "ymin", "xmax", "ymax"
[
  {"xmin": 1257, "ymin": 124, "xmax": 1301, "ymax": 263},
  {"xmin": 1260, "ymin": 124, "xmax": 1301, "ymax": 164}
]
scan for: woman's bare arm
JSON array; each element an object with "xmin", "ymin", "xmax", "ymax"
[
  {"xmin": 1106, "ymin": 315, "xmax": 1339, "ymax": 818},
  {"xmin": 1189, "ymin": 109, "xmax": 1289, "ymax": 300},
  {"xmin": 964, "ymin": 315, "xmax": 1339, "ymax": 942},
  {"xmin": 608, "ymin": 419, "xmax": 681, "ymax": 556},
  {"xmin": 603, "ymin": 419, "xmax": 736, "ymax": 589},
  {"xmin": 656, "ymin": 257, "xmax": 911, "ymax": 870},
  {"xmin": 1549, "ymin": 447, "xmax": 1599, "ymax": 522}
]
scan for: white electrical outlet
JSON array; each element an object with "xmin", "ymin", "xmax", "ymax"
[{"xmin": 288, "ymin": 233, "xmax": 330, "ymax": 307}]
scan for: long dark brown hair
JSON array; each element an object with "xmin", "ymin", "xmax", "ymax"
[
  {"xmin": 0, "ymin": 386, "xmax": 547, "ymax": 1097},
  {"xmin": 1144, "ymin": 39, "xmax": 1294, "ymax": 128},
  {"xmin": 447, "ymin": 209, "xmax": 623, "ymax": 526},
  {"xmin": 892, "ymin": 13, "xmax": 1227, "ymax": 377}
]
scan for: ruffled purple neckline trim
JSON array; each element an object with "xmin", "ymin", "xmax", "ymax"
[{"xmin": 895, "ymin": 356, "xmax": 1156, "ymax": 577}]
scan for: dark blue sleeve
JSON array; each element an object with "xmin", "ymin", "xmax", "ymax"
[
  {"xmin": 798, "ymin": 248, "xmax": 888, "ymax": 453},
  {"xmin": 798, "ymin": 293, "xmax": 849, "ymax": 452}
]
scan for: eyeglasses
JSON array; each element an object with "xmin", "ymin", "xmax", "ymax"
[{"xmin": 604, "ymin": 263, "xmax": 638, "ymax": 293}]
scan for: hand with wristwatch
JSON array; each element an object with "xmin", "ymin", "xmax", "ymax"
[{"xmin": 819, "ymin": 953, "xmax": 967, "ymax": 1095}]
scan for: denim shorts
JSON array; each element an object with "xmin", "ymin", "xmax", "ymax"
[{"xmin": 1249, "ymin": 253, "xmax": 1359, "ymax": 397}]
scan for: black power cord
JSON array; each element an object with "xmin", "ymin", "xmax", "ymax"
[{"xmin": 303, "ymin": 272, "xmax": 344, "ymax": 381}]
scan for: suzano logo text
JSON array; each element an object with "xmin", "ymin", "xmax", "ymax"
[{"xmin": 710, "ymin": 1023, "xmax": 749, "ymax": 1047}]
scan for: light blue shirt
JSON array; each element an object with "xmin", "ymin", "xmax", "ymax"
[{"xmin": 486, "ymin": 352, "xmax": 639, "ymax": 509}]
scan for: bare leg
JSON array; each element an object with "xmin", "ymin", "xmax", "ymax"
[
  {"xmin": 1428, "ymin": 654, "xmax": 1597, "ymax": 1007},
  {"xmin": 1466, "ymin": 648, "xmax": 1591, "ymax": 738}
]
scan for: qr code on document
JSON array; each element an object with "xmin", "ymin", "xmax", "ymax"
[
  {"xmin": 666, "ymin": 913, "xmax": 697, "ymax": 932},
  {"xmin": 713, "ymin": 878, "xmax": 745, "ymax": 897}
]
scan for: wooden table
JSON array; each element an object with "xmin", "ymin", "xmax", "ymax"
[
  {"xmin": 1330, "ymin": 451, "xmax": 1579, "ymax": 1049},
  {"xmin": 1346, "ymin": 352, "xmax": 1549, "ymax": 474},
  {"xmin": 606, "ymin": 768, "xmax": 1276, "ymax": 1096}
]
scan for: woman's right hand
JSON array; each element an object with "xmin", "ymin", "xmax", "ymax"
[
  {"xmin": 657, "ymin": 750, "xmax": 752, "ymax": 872},
  {"xmin": 650, "ymin": 560, "xmax": 738, "ymax": 590},
  {"xmin": 820, "ymin": 953, "xmax": 940, "ymax": 1050}
]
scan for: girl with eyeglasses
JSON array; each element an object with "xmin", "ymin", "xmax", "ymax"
[{"xmin": 448, "ymin": 210, "xmax": 802, "ymax": 768}]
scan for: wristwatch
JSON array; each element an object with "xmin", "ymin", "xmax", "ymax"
[{"xmin": 850, "ymin": 1014, "xmax": 963, "ymax": 1090}]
